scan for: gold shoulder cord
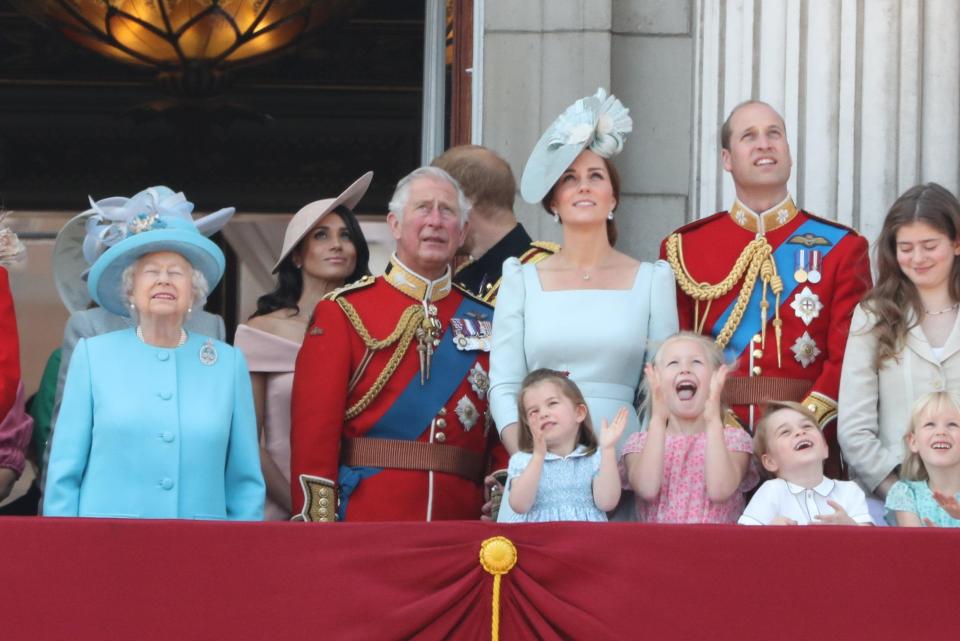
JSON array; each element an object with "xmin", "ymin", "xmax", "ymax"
[
  {"xmin": 336, "ymin": 298, "xmax": 425, "ymax": 419},
  {"xmin": 665, "ymin": 233, "xmax": 784, "ymax": 366}
]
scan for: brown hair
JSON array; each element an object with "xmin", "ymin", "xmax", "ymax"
[
  {"xmin": 540, "ymin": 156, "xmax": 620, "ymax": 247},
  {"xmin": 720, "ymin": 100, "xmax": 786, "ymax": 151},
  {"xmin": 752, "ymin": 400, "xmax": 821, "ymax": 461},
  {"xmin": 431, "ymin": 144, "xmax": 516, "ymax": 213},
  {"xmin": 517, "ymin": 368, "xmax": 597, "ymax": 455},
  {"xmin": 901, "ymin": 391, "xmax": 960, "ymax": 482},
  {"xmin": 859, "ymin": 183, "xmax": 960, "ymax": 368}
]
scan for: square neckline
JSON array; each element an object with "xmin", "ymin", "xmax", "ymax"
[{"xmin": 532, "ymin": 262, "xmax": 644, "ymax": 293}]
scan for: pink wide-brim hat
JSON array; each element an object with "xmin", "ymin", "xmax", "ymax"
[{"xmin": 272, "ymin": 171, "xmax": 373, "ymax": 273}]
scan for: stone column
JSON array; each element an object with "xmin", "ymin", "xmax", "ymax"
[{"xmin": 693, "ymin": 0, "xmax": 960, "ymax": 242}]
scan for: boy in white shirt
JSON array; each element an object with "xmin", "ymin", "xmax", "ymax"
[{"xmin": 739, "ymin": 401, "xmax": 873, "ymax": 526}]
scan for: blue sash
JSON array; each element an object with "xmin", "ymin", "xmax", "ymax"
[
  {"xmin": 711, "ymin": 217, "xmax": 849, "ymax": 361},
  {"xmin": 337, "ymin": 295, "xmax": 490, "ymax": 519}
]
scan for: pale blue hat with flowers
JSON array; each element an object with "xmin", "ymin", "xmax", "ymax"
[
  {"xmin": 520, "ymin": 88, "xmax": 633, "ymax": 204},
  {"xmin": 53, "ymin": 186, "xmax": 234, "ymax": 313}
]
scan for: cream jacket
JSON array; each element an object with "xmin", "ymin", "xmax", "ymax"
[{"xmin": 838, "ymin": 303, "xmax": 960, "ymax": 496}]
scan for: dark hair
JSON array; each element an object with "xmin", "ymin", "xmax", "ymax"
[
  {"xmin": 540, "ymin": 156, "xmax": 620, "ymax": 246},
  {"xmin": 432, "ymin": 144, "xmax": 515, "ymax": 212},
  {"xmin": 517, "ymin": 368, "xmax": 597, "ymax": 455},
  {"xmin": 860, "ymin": 183, "xmax": 960, "ymax": 367},
  {"xmin": 720, "ymin": 100, "xmax": 785, "ymax": 151},
  {"xmin": 251, "ymin": 206, "xmax": 371, "ymax": 318}
]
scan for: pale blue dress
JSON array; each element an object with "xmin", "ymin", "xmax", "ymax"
[
  {"xmin": 490, "ymin": 257, "xmax": 678, "ymax": 521},
  {"xmin": 884, "ymin": 480, "xmax": 960, "ymax": 527},
  {"xmin": 507, "ymin": 446, "xmax": 605, "ymax": 522}
]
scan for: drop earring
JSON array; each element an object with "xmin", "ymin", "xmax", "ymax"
[
  {"xmin": 552, "ymin": 209, "xmax": 560, "ymax": 224},
  {"xmin": 607, "ymin": 211, "xmax": 615, "ymax": 220}
]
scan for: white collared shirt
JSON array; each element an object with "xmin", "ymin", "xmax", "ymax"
[{"xmin": 738, "ymin": 477, "xmax": 872, "ymax": 525}]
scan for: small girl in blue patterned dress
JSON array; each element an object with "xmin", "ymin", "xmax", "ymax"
[
  {"xmin": 507, "ymin": 369, "xmax": 627, "ymax": 522},
  {"xmin": 885, "ymin": 391, "xmax": 960, "ymax": 527}
]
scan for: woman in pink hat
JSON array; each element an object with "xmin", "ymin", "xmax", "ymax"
[{"xmin": 234, "ymin": 173, "xmax": 373, "ymax": 519}]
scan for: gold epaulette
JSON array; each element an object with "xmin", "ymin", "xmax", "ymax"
[
  {"xmin": 323, "ymin": 274, "xmax": 376, "ymax": 301},
  {"xmin": 522, "ymin": 241, "xmax": 560, "ymax": 262},
  {"xmin": 453, "ymin": 282, "xmax": 494, "ymax": 309}
]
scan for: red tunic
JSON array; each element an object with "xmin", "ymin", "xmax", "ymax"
[
  {"xmin": 660, "ymin": 199, "xmax": 871, "ymax": 472},
  {"xmin": 291, "ymin": 259, "xmax": 501, "ymax": 521}
]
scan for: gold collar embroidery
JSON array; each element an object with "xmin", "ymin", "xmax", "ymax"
[
  {"xmin": 729, "ymin": 196, "xmax": 798, "ymax": 234},
  {"xmin": 384, "ymin": 254, "xmax": 452, "ymax": 303}
]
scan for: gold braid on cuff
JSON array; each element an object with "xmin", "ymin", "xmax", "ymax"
[
  {"xmin": 802, "ymin": 392, "xmax": 838, "ymax": 427},
  {"xmin": 298, "ymin": 475, "xmax": 338, "ymax": 522}
]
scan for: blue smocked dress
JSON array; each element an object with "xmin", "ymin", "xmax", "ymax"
[
  {"xmin": 490, "ymin": 257, "xmax": 678, "ymax": 522},
  {"xmin": 885, "ymin": 480, "xmax": 960, "ymax": 527},
  {"xmin": 507, "ymin": 446, "xmax": 605, "ymax": 522}
]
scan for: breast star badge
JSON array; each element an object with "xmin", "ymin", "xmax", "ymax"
[
  {"xmin": 791, "ymin": 332, "xmax": 821, "ymax": 368},
  {"xmin": 790, "ymin": 286, "xmax": 823, "ymax": 326}
]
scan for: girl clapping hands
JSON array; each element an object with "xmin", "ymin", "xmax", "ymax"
[
  {"xmin": 507, "ymin": 369, "xmax": 627, "ymax": 522},
  {"xmin": 621, "ymin": 332, "xmax": 757, "ymax": 523}
]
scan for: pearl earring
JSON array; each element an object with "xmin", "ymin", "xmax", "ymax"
[
  {"xmin": 552, "ymin": 210, "xmax": 560, "ymax": 224},
  {"xmin": 187, "ymin": 307, "xmax": 193, "ymax": 314},
  {"xmin": 607, "ymin": 211, "xmax": 615, "ymax": 221}
]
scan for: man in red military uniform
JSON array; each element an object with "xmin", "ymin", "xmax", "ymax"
[
  {"xmin": 291, "ymin": 166, "xmax": 501, "ymax": 521},
  {"xmin": 660, "ymin": 101, "xmax": 871, "ymax": 476}
]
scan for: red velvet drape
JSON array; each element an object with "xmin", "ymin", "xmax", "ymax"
[{"xmin": 1, "ymin": 518, "xmax": 956, "ymax": 640}]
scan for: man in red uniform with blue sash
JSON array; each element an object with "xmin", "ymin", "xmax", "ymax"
[
  {"xmin": 291, "ymin": 166, "xmax": 501, "ymax": 521},
  {"xmin": 660, "ymin": 101, "xmax": 871, "ymax": 476}
]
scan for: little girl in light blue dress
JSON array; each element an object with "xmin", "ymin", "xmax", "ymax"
[
  {"xmin": 506, "ymin": 369, "xmax": 627, "ymax": 523},
  {"xmin": 885, "ymin": 391, "xmax": 960, "ymax": 527}
]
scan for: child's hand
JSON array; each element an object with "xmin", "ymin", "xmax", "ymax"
[
  {"xmin": 813, "ymin": 500, "xmax": 858, "ymax": 526},
  {"xmin": 704, "ymin": 364, "xmax": 728, "ymax": 426},
  {"xmin": 644, "ymin": 363, "xmax": 668, "ymax": 425},
  {"xmin": 530, "ymin": 421, "xmax": 547, "ymax": 458},
  {"xmin": 599, "ymin": 407, "xmax": 629, "ymax": 450},
  {"xmin": 933, "ymin": 490, "xmax": 960, "ymax": 519},
  {"xmin": 769, "ymin": 515, "xmax": 798, "ymax": 526}
]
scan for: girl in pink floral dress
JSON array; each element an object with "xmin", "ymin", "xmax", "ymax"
[{"xmin": 620, "ymin": 333, "xmax": 758, "ymax": 523}]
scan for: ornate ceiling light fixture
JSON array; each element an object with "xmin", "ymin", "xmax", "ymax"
[{"xmin": 15, "ymin": 1, "xmax": 356, "ymax": 96}]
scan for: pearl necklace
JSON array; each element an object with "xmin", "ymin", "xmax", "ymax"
[
  {"xmin": 924, "ymin": 303, "xmax": 960, "ymax": 316},
  {"xmin": 136, "ymin": 326, "xmax": 187, "ymax": 347}
]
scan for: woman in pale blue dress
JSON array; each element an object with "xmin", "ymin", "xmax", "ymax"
[{"xmin": 490, "ymin": 89, "xmax": 678, "ymax": 521}]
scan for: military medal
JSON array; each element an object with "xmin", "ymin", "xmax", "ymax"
[
  {"xmin": 790, "ymin": 286, "xmax": 823, "ymax": 326},
  {"xmin": 467, "ymin": 362, "xmax": 490, "ymax": 399},
  {"xmin": 455, "ymin": 396, "xmax": 479, "ymax": 431},
  {"xmin": 791, "ymin": 332, "xmax": 821, "ymax": 368},
  {"xmin": 199, "ymin": 338, "xmax": 218, "ymax": 366},
  {"xmin": 808, "ymin": 250, "xmax": 823, "ymax": 284},
  {"xmin": 793, "ymin": 249, "xmax": 808, "ymax": 283},
  {"xmin": 450, "ymin": 315, "xmax": 492, "ymax": 352}
]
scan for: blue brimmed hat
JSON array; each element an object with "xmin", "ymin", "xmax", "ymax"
[
  {"xmin": 520, "ymin": 88, "xmax": 633, "ymax": 204},
  {"xmin": 53, "ymin": 186, "xmax": 234, "ymax": 313}
]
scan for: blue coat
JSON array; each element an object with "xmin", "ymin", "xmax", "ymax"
[{"xmin": 44, "ymin": 329, "xmax": 264, "ymax": 520}]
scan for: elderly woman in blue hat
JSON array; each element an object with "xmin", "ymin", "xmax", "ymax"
[
  {"xmin": 489, "ymin": 88, "xmax": 679, "ymax": 521},
  {"xmin": 43, "ymin": 208, "xmax": 265, "ymax": 520}
]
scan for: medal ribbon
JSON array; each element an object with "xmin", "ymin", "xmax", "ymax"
[{"xmin": 711, "ymin": 218, "xmax": 849, "ymax": 360}]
